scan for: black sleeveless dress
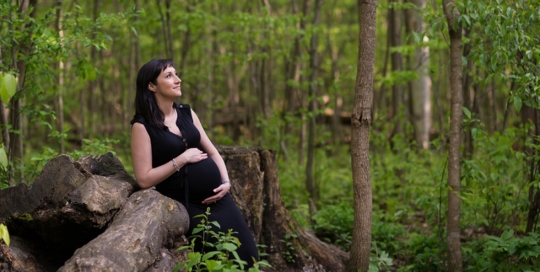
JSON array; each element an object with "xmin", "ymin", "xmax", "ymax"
[{"xmin": 131, "ymin": 104, "xmax": 258, "ymax": 268}]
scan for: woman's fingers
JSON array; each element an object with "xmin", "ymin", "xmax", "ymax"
[{"xmin": 184, "ymin": 148, "xmax": 207, "ymax": 163}]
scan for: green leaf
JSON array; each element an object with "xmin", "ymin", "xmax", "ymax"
[
  {"xmin": 173, "ymin": 260, "xmax": 190, "ymax": 272},
  {"xmin": 501, "ymin": 229, "xmax": 514, "ymax": 240},
  {"xmin": 0, "ymin": 146, "xmax": 7, "ymax": 168},
  {"xmin": 192, "ymin": 227, "xmax": 203, "ymax": 234},
  {"xmin": 186, "ymin": 252, "xmax": 201, "ymax": 269},
  {"xmin": 513, "ymin": 96, "xmax": 522, "ymax": 112},
  {"xmin": 202, "ymin": 251, "xmax": 221, "ymax": 261},
  {"xmin": 1, "ymin": 73, "xmax": 18, "ymax": 103},
  {"xmin": 204, "ymin": 260, "xmax": 221, "ymax": 271},
  {"xmin": 471, "ymin": 128, "xmax": 478, "ymax": 139},
  {"xmin": 85, "ymin": 64, "xmax": 96, "ymax": 81},
  {"xmin": 211, "ymin": 221, "xmax": 221, "ymax": 229},
  {"xmin": 0, "ymin": 224, "xmax": 9, "ymax": 246},
  {"xmin": 221, "ymin": 242, "xmax": 238, "ymax": 252},
  {"xmin": 462, "ymin": 107, "xmax": 472, "ymax": 119}
]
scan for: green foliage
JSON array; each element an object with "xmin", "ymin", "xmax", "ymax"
[
  {"xmin": 461, "ymin": 127, "xmax": 528, "ymax": 232},
  {"xmin": 464, "ymin": 230, "xmax": 540, "ymax": 271},
  {"xmin": 369, "ymin": 250, "xmax": 393, "ymax": 272},
  {"xmin": 312, "ymin": 202, "xmax": 353, "ymax": 251},
  {"xmin": 0, "ymin": 223, "xmax": 9, "ymax": 246},
  {"xmin": 0, "ymin": 145, "xmax": 7, "ymax": 169},
  {"xmin": 372, "ymin": 213, "xmax": 407, "ymax": 258},
  {"xmin": 461, "ymin": 0, "xmax": 540, "ymax": 110},
  {"xmin": 279, "ymin": 233, "xmax": 298, "ymax": 263},
  {"xmin": 0, "ymin": 72, "xmax": 17, "ymax": 104},
  {"xmin": 174, "ymin": 207, "xmax": 271, "ymax": 272},
  {"xmin": 400, "ymin": 232, "xmax": 445, "ymax": 271}
]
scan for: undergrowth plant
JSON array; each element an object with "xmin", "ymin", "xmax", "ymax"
[
  {"xmin": 463, "ymin": 230, "xmax": 540, "ymax": 271},
  {"xmin": 174, "ymin": 207, "xmax": 271, "ymax": 272},
  {"xmin": 280, "ymin": 233, "xmax": 298, "ymax": 263},
  {"xmin": 461, "ymin": 127, "xmax": 529, "ymax": 233}
]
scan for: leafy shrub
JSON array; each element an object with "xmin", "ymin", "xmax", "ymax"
[
  {"xmin": 174, "ymin": 207, "xmax": 271, "ymax": 272},
  {"xmin": 463, "ymin": 230, "xmax": 540, "ymax": 272},
  {"xmin": 371, "ymin": 213, "xmax": 406, "ymax": 257},
  {"xmin": 399, "ymin": 232, "xmax": 446, "ymax": 271},
  {"xmin": 312, "ymin": 202, "xmax": 354, "ymax": 251}
]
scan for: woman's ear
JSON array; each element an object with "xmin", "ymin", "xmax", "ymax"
[{"xmin": 148, "ymin": 82, "xmax": 157, "ymax": 92}]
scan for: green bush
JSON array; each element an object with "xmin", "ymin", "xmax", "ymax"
[
  {"xmin": 174, "ymin": 207, "xmax": 271, "ymax": 272},
  {"xmin": 464, "ymin": 230, "xmax": 540, "ymax": 272},
  {"xmin": 312, "ymin": 202, "xmax": 354, "ymax": 251}
]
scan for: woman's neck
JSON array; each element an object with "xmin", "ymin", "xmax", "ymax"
[{"xmin": 156, "ymin": 98, "xmax": 175, "ymax": 118}]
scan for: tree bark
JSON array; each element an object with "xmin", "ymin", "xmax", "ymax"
[
  {"xmin": 526, "ymin": 106, "xmax": 540, "ymax": 232},
  {"xmin": 306, "ymin": 0, "xmax": 322, "ymax": 203},
  {"xmin": 56, "ymin": 0, "xmax": 65, "ymax": 154},
  {"xmin": 388, "ymin": 0, "xmax": 405, "ymax": 138},
  {"xmin": 462, "ymin": 29, "xmax": 474, "ymax": 159},
  {"xmin": 0, "ymin": 46, "xmax": 7, "ymax": 147},
  {"xmin": 59, "ymin": 189, "xmax": 189, "ymax": 271},
  {"xmin": 280, "ymin": 0, "xmax": 307, "ymax": 160},
  {"xmin": 8, "ymin": 0, "xmax": 38, "ymax": 184},
  {"xmin": 406, "ymin": 0, "xmax": 431, "ymax": 150},
  {"xmin": 442, "ymin": 0, "xmax": 464, "ymax": 270},
  {"xmin": 347, "ymin": 0, "xmax": 377, "ymax": 271}
]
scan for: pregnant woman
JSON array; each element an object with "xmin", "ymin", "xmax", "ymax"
[{"xmin": 130, "ymin": 59, "xmax": 258, "ymax": 268}]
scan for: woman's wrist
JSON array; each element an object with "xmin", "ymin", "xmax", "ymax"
[
  {"xmin": 222, "ymin": 180, "xmax": 230, "ymax": 185},
  {"xmin": 171, "ymin": 158, "xmax": 180, "ymax": 172}
]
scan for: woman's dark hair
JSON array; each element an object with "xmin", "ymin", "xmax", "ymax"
[{"xmin": 133, "ymin": 58, "xmax": 175, "ymax": 129}]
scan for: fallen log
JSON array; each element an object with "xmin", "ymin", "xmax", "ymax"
[
  {"xmin": 0, "ymin": 147, "xmax": 348, "ymax": 271},
  {"xmin": 0, "ymin": 153, "xmax": 188, "ymax": 271},
  {"xmin": 58, "ymin": 189, "xmax": 189, "ymax": 271}
]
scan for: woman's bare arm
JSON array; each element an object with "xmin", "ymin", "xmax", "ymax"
[
  {"xmin": 190, "ymin": 109, "xmax": 231, "ymax": 204},
  {"xmin": 131, "ymin": 122, "xmax": 206, "ymax": 189}
]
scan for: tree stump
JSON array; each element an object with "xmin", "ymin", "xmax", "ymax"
[
  {"xmin": 219, "ymin": 146, "xmax": 349, "ymax": 271},
  {"xmin": 0, "ymin": 147, "xmax": 348, "ymax": 271}
]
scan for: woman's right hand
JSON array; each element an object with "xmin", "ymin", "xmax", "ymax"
[{"xmin": 182, "ymin": 148, "xmax": 208, "ymax": 163}]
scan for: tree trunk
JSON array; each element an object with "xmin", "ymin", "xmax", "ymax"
[
  {"xmin": 56, "ymin": 0, "xmax": 65, "ymax": 154},
  {"xmin": 280, "ymin": 0, "xmax": 306, "ymax": 160},
  {"xmin": 442, "ymin": 0, "xmax": 464, "ymax": 270},
  {"xmin": 325, "ymin": 0, "xmax": 343, "ymax": 148},
  {"xmin": 306, "ymin": 0, "xmax": 322, "ymax": 203},
  {"xmin": 8, "ymin": 0, "xmax": 38, "ymax": 184},
  {"xmin": 462, "ymin": 29, "xmax": 474, "ymax": 159},
  {"xmin": 0, "ymin": 100, "xmax": 8, "ymax": 149},
  {"xmin": 347, "ymin": 0, "xmax": 377, "ymax": 271},
  {"xmin": 406, "ymin": 0, "xmax": 431, "ymax": 150},
  {"xmin": 0, "ymin": 42, "xmax": 8, "ymax": 147},
  {"xmin": 526, "ymin": 106, "xmax": 540, "ymax": 232},
  {"xmin": 389, "ymin": 0, "xmax": 405, "ymax": 138}
]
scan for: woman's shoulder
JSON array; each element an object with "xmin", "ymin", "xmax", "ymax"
[
  {"xmin": 175, "ymin": 103, "xmax": 191, "ymax": 110},
  {"xmin": 130, "ymin": 115, "xmax": 147, "ymax": 125}
]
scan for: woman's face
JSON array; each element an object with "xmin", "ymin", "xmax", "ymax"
[{"xmin": 149, "ymin": 66, "xmax": 182, "ymax": 99}]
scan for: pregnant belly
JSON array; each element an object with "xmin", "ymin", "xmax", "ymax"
[{"xmin": 186, "ymin": 158, "xmax": 222, "ymax": 203}]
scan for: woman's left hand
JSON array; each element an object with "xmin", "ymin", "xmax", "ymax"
[{"xmin": 202, "ymin": 182, "xmax": 231, "ymax": 204}]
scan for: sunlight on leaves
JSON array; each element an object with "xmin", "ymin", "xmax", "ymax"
[{"xmin": 0, "ymin": 73, "xmax": 18, "ymax": 104}]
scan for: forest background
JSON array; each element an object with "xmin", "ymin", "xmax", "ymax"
[{"xmin": 1, "ymin": 0, "xmax": 540, "ymax": 271}]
